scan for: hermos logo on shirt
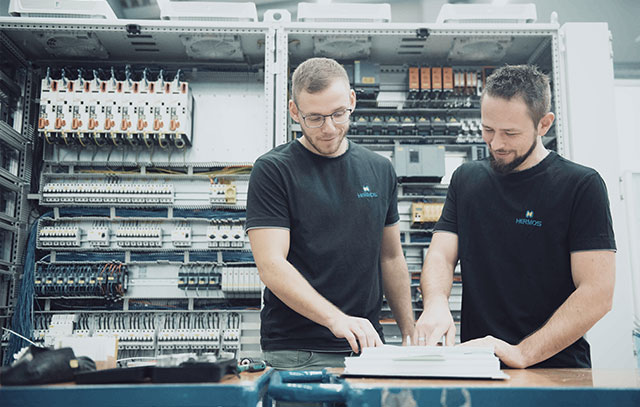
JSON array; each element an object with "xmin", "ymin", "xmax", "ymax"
[
  {"xmin": 515, "ymin": 210, "xmax": 542, "ymax": 227},
  {"xmin": 357, "ymin": 185, "xmax": 378, "ymax": 199}
]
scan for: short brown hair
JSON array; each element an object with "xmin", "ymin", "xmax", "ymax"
[
  {"xmin": 481, "ymin": 65, "xmax": 551, "ymax": 126},
  {"xmin": 291, "ymin": 57, "xmax": 350, "ymax": 105}
]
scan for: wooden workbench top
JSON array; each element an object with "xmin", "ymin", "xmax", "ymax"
[{"xmin": 328, "ymin": 368, "xmax": 640, "ymax": 389}]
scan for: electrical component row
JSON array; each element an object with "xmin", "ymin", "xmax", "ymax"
[
  {"xmin": 42, "ymin": 182, "xmax": 174, "ymax": 205},
  {"xmin": 178, "ymin": 268, "xmax": 222, "ymax": 290},
  {"xmin": 37, "ymin": 219, "xmax": 248, "ymax": 250},
  {"xmin": 159, "ymin": 312, "xmax": 241, "ymax": 351},
  {"xmin": 408, "ymin": 67, "xmax": 483, "ymax": 96},
  {"xmin": 206, "ymin": 223, "xmax": 245, "ymax": 248},
  {"xmin": 40, "ymin": 180, "xmax": 240, "ymax": 207},
  {"xmin": 38, "ymin": 67, "xmax": 193, "ymax": 148},
  {"xmin": 220, "ymin": 267, "xmax": 261, "ymax": 293},
  {"xmin": 350, "ymin": 115, "xmax": 483, "ymax": 142},
  {"xmin": 35, "ymin": 262, "xmax": 128, "ymax": 300},
  {"xmin": 33, "ymin": 311, "xmax": 243, "ymax": 353}
]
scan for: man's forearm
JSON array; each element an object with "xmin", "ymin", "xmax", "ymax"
[
  {"xmin": 381, "ymin": 255, "xmax": 415, "ymax": 336},
  {"xmin": 516, "ymin": 284, "xmax": 613, "ymax": 367},
  {"xmin": 421, "ymin": 251, "xmax": 454, "ymax": 305},
  {"xmin": 258, "ymin": 256, "xmax": 344, "ymax": 328}
]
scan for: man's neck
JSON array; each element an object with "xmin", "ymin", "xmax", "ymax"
[{"xmin": 515, "ymin": 142, "xmax": 549, "ymax": 172}]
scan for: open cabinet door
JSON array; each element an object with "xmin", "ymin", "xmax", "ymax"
[
  {"xmin": 560, "ymin": 22, "xmax": 634, "ymax": 368},
  {"xmin": 623, "ymin": 171, "xmax": 640, "ymax": 368}
]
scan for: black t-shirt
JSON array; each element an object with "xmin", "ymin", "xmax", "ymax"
[
  {"xmin": 435, "ymin": 152, "xmax": 616, "ymax": 368},
  {"xmin": 246, "ymin": 139, "xmax": 400, "ymax": 351}
]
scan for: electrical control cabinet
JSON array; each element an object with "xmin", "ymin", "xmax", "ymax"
[
  {"xmin": 0, "ymin": 10, "xmax": 624, "ymax": 366},
  {"xmin": 278, "ymin": 19, "xmax": 575, "ymax": 346},
  {"xmin": 0, "ymin": 16, "xmax": 276, "ymax": 363}
]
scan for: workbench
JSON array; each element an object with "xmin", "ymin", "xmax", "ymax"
[
  {"xmin": 0, "ymin": 368, "xmax": 273, "ymax": 407},
  {"xmin": 268, "ymin": 368, "xmax": 640, "ymax": 407}
]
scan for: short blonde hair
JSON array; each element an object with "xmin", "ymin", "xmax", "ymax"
[{"xmin": 291, "ymin": 57, "xmax": 350, "ymax": 105}]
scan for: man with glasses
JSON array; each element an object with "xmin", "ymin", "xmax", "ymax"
[{"xmin": 246, "ymin": 57, "xmax": 414, "ymax": 369}]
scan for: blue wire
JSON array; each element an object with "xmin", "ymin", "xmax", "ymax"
[
  {"xmin": 116, "ymin": 208, "xmax": 168, "ymax": 218},
  {"xmin": 54, "ymin": 252, "xmax": 126, "ymax": 262},
  {"xmin": 5, "ymin": 220, "xmax": 38, "ymax": 365},
  {"xmin": 173, "ymin": 209, "xmax": 245, "ymax": 219},
  {"xmin": 222, "ymin": 252, "xmax": 254, "ymax": 263},
  {"xmin": 4, "ymin": 206, "xmax": 250, "ymax": 365}
]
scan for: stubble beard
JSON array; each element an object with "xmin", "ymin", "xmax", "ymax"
[
  {"xmin": 489, "ymin": 132, "xmax": 538, "ymax": 174},
  {"xmin": 301, "ymin": 123, "xmax": 349, "ymax": 157}
]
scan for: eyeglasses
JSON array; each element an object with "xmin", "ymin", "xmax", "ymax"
[{"xmin": 299, "ymin": 108, "xmax": 352, "ymax": 129}]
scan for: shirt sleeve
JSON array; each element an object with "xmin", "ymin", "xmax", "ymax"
[
  {"xmin": 245, "ymin": 158, "xmax": 291, "ymax": 231},
  {"xmin": 385, "ymin": 164, "xmax": 400, "ymax": 226},
  {"xmin": 434, "ymin": 167, "xmax": 459, "ymax": 234},
  {"xmin": 569, "ymin": 172, "xmax": 616, "ymax": 252}
]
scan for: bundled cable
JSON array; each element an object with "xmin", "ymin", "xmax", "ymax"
[{"xmin": 5, "ymin": 220, "xmax": 38, "ymax": 365}]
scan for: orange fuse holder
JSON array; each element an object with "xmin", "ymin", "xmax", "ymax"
[
  {"xmin": 72, "ymin": 118, "xmax": 82, "ymax": 130},
  {"xmin": 442, "ymin": 67, "xmax": 453, "ymax": 91},
  {"xmin": 408, "ymin": 67, "xmax": 420, "ymax": 91},
  {"xmin": 420, "ymin": 67, "xmax": 431, "ymax": 91},
  {"xmin": 431, "ymin": 67, "xmax": 442, "ymax": 91}
]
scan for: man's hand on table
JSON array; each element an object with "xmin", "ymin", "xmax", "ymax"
[{"xmin": 459, "ymin": 335, "xmax": 527, "ymax": 369}]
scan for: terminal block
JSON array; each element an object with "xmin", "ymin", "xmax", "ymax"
[
  {"xmin": 38, "ymin": 68, "xmax": 194, "ymax": 148},
  {"xmin": 39, "ymin": 225, "xmax": 81, "ymax": 247},
  {"xmin": 116, "ymin": 224, "xmax": 162, "ymax": 247},
  {"xmin": 158, "ymin": 312, "xmax": 221, "ymax": 353},
  {"xmin": 222, "ymin": 328, "xmax": 240, "ymax": 350},
  {"xmin": 209, "ymin": 184, "xmax": 237, "ymax": 205},
  {"xmin": 88, "ymin": 225, "xmax": 110, "ymax": 247},
  {"xmin": 92, "ymin": 313, "xmax": 155, "ymax": 352},
  {"xmin": 35, "ymin": 262, "xmax": 128, "ymax": 299},
  {"xmin": 207, "ymin": 223, "xmax": 245, "ymax": 248},
  {"xmin": 171, "ymin": 225, "xmax": 192, "ymax": 247},
  {"xmin": 178, "ymin": 267, "xmax": 221, "ymax": 291},
  {"xmin": 221, "ymin": 312, "xmax": 241, "ymax": 351},
  {"xmin": 42, "ymin": 182, "xmax": 174, "ymax": 205},
  {"xmin": 33, "ymin": 314, "xmax": 53, "ymax": 344},
  {"xmin": 221, "ymin": 267, "xmax": 261, "ymax": 293}
]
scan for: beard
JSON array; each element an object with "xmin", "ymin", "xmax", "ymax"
[
  {"xmin": 300, "ymin": 122, "xmax": 349, "ymax": 157},
  {"xmin": 489, "ymin": 132, "xmax": 538, "ymax": 174}
]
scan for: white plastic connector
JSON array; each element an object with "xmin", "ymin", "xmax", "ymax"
[
  {"xmin": 88, "ymin": 226, "xmax": 110, "ymax": 247},
  {"xmin": 209, "ymin": 184, "xmax": 237, "ymax": 205},
  {"xmin": 171, "ymin": 226, "xmax": 192, "ymax": 247}
]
